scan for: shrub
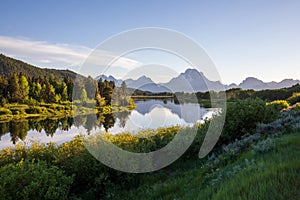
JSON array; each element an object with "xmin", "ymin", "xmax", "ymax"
[
  {"xmin": 39, "ymin": 103, "xmax": 52, "ymax": 108},
  {"xmin": 219, "ymin": 98, "xmax": 279, "ymax": 144},
  {"xmin": 10, "ymin": 109, "xmax": 20, "ymax": 115},
  {"xmin": 9, "ymin": 106, "xmax": 28, "ymax": 115},
  {"xmin": 292, "ymin": 103, "xmax": 300, "ymax": 111},
  {"xmin": 0, "ymin": 108, "xmax": 12, "ymax": 115},
  {"xmin": 251, "ymin": 137, "xmax": 275, "ymax": 153},
  {"xmin": 0, "ymin": 98, "xmax": 7, "ymax": 106},
  {"xmin": 25, "ymin": 98, "xmax": 38, "ymax": 106},
  {"xmin": 287, "ymin": 92, "xmax": 300, "ymax": 105},
  {"xmin": 25, "ymin": 106, "xmax": 48, "ymax": 114},
  {"xmin": 4, "ymin": 104, "xmax": 29, "ymax": 109},
  {"xmin": 49, "ymin": 104, "xmax": 65, "ymax": 111},
  {"xmin": 0, "ymin": 160, "xmax": 73, "ymax": 200},
  {"xmin": 59, "ymin": 101, "xmax": 72, "ymax": 106},
  {"xmin": 266, "ymin": 100, "xmax": 289, "ymax": 111}
]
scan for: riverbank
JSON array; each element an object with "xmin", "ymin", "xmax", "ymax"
[
  {"xmin": 0, "ymin": 102, "xmax": 135, "ymax": 122},
  {"xmin": 132, "ymin": 97, "xmax": 217, "ymax": 108},
  {"xmin": 0, "ymin": 99, "xmax": 299, "ymax": 199}
]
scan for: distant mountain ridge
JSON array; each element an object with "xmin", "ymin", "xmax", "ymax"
[
  {"xmin": 96, "ymin": 69, "xmax": 300, "ymax": 92},
  {"xmin": 238, "ymin": 77, "xmax": 300, "ymax": 90},
  {"xmin": 1, "ymin": 54, "xmax": 298, "ymax": 92},
  {"xmin": 164, "ymin": 69, "xmax": 224, "ymax": 92}
]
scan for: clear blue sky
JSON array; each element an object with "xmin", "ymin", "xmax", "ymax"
[{"xmin": 0, "ymin": 0, "xmax": 299, "ymax": 84}]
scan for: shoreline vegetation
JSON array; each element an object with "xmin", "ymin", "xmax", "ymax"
[
  {"xmin": 131, "ymin": 95, "xmax": 174, "ymax": 99},
  {"xmin": 0, "ymin": 102, "xmax": 135, "ymax": 122},
  {"xmin": 0, "ymin": 72, "xmax": 299, "ymax": 129},
  {"xmin": 0, "ymin": 72, "xmax": 136, "ymax": 122},
  {"xmin": 0, "ymin": 99, "xmax": 299, "ymax": 199},
  {"xmin": 1, "ymin": 68, "xmax": 299, "ymax": 122}
]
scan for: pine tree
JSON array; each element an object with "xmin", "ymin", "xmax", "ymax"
[
  {"xmin": 42, "ymin": 79, "xmax": 56, "ymax": 103},
  {"xmin": 61, "ymin": 82, "xmax": 68, "ymax": 101},
  {"xmin": 102, "ymin": 80, "xmax": 113, "ymax": 105},
  {"xmin": 95, "ymin": 87, "xmax": 105, "ymax": 107},
  {"xmin": 0, "ymin": 75, "xmax": 8, "ymax": 100},
  {"xmin": 34, "ymin": 83, "xmax": 42, "ymax": 102},
  {"xmin": 8, "ymin": 73, "xmax": 21, "ymax": 102},
  {"xmin": 98, "ymin": 78, "xmax": 104, "ymax": 96},
  {"xmin": 63, "ymin": 77, "xmax": 74, "ymax": 101}
]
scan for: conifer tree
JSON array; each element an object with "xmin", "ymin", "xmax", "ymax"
[{"xmin": 8, "ymin": 73, "xmax": 21, "ymax": 102}]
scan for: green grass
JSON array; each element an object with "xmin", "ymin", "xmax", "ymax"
[{"xmin": 113, "ymin": 132, "xmax": 300, "ymax": 200}]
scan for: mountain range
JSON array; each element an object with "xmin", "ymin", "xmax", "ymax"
[
  {"xmin": 96, "ymin": 69, "xmax": 300, "ymax": 92},
  {"xmin": 1, "ymin": 53, "xmax": 299, "ymax": 92}
]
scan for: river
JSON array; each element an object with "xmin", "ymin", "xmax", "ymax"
[{"xmin": 0, "ymin": 99, "xmax": 218, "ymax": 149}]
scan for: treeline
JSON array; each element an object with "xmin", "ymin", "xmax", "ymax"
[
  {"xmin": 95, "ymin": 78, "xmax": 134, "ymax": 107},
  {"xmin": 131, "ymin": 90, "xmax": 174, "ymax": 97},
  {"xmin": 0, "ymin": 73, "xmax": 73, "ymax": 105},
  {"xmin": 0, "ymin": 73, "xmax": 135, "ymax": 108},
  {"xmin": 174, "ymin": 84, "xmax": 300, "ymax": 104},
  {"xmin": 225, "ymin": 84, "xmax": 300, "ymax": 101}
]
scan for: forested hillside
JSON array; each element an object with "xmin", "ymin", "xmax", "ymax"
[{"xmin": 0, "ymin": 54, "xmax": 78, "ymax": 80}]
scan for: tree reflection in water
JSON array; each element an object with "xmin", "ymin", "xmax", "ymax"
[{"xmin": 0, "ymin": 110, "xmax": 131, "ymax": 145}]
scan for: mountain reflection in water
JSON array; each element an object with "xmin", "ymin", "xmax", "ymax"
[{"xmin": 0, "ymin": 99, "xmax": 219, "ymax": 149}]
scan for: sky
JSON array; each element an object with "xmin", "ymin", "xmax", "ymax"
[{"xmin": 0, "ymin": 0, "xmax": 299, "ymax": 84}]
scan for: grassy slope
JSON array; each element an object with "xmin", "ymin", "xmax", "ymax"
[{"xmin": 114, "ymin": 132, "xmax": 300, "ymax": 200}]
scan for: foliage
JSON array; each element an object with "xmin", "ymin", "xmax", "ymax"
[
  {"xmin": 0, "ymin": 71, "xmax": 134, "ymax": 108},
  {"xmin": 0, "ymin": 100, "xmax": 299, "ymax": 199},
  {"xmin": 0, "ymin": 53, "xmax": 78, "ymax": 80},
  {"xmin": 111, "ymin": 108, "xmax": 300, "ymax": 200},
  {"xmin": 25, "ymin": 106, "xmax": 48, "ymax": 114},
  {"xmin": 266, "ymin": 100, "xmax": 290, "ymax": 111},
  {"xmin": 252, "ymin": 83, "xmax": 300, "ymax": 101},
  {"xmin": 0, "ymin": 160, "xmax": 73, "ymax": 200},
  {"xmin": 226, "ymin": 88, "xmax": 254, "ymax": 100},
  {"xmin": 292, "ymin": 102, "xmax": 300, "ymax": 111},
  {"xmin": 174, "ymin": 84, "xmax": 300, "ymax": 107},
  {"xmin": 0, "ymin": 108, "xmax": 12, "ymax": 115},
  {"xmin": 287, "ymin": 92, "xmax": 300, "ymax": 105},
  {"xmin": 251, "ymin": 137, "xmax": 275, "ymax": 153},
  {"xmin": 219, "ymin": 98, "xmax": 279, "ymax": 144},
  {"xmin": 0, "ymin": 73, "xmax": 73, "ymax": 104},
  {"xmin": 0, "ymin": 73, "xmax": 135, "ymax": 122}
]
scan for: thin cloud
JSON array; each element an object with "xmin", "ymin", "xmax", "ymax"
[{"xmin": 0, "ymin": 35, "xmax": 142, "ymax": 76}]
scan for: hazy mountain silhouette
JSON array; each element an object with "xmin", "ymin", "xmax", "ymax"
[
  {"xmin": 163, "ymin": 69, "xmax": 224, "ymax": 92},
  {"xmin": 1, "ymin": 54, "xmax": 297, "ymax": 92},
  {"xmin": 96, "ymin": 68, "xmax": 300, "ymax": 92},
  {"xmin": 238, "ymin": 77, "xmax": 300, "ymax": 90}
]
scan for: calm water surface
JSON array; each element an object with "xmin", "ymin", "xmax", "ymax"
[{"xmin": 0, "ymin": 100, "xmax": 218, "ymax": 149}]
